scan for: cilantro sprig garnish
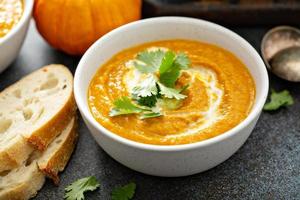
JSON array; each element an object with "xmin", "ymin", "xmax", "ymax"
[
  {"xmin": 157, "ymin": 82, "xmax": 186, "ymax": 100},
  {"xmin": 264, "ymin": 89, "xmax": 294, "ymax": 111},
  {"xmin": 109, "ymin": 96, "xmax": 147, "ymax": 116},
  {"xmin": 110, "ymin": 48, "xmax": 191, "ymax": 119},
  {"xmin": 64, "ymin": 176, "xmax": 137, "ymax": 200},
  {"xmin": 159, "ymin": 52, "xmax": 189, "ymax": 87},
  {"xmin": 109, "ymin": 96, "xmax": 161, "ymax": 119},
  {"xmin": 136, "ymin": 95, "xmax": 157, "ymax": 107},
  {"xmin": 132, "ymin": 74, "xmax": 158, "ymax": 97},
  {"xmin": 64, "ymin": 176, "xmax": 100, "ymax": 200},
  {"xmin": 111, "ymin": 182, "xmax": 136, "ymax": 200}
]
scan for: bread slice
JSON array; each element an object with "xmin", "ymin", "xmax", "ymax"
[
  {"xmin": 0, "ymin": 162, "xmax": 45, "ymax": 200},
  {"xmin": 0, "ymin": 65, "xmax": 76, "ymax": 172},
  {"xmin": 0, "ymin": 117, "xmax": 78, "ymax": 200},
  {"xmin": 37, "ymin": 116, "xmax": 78, "ymax": 184}
]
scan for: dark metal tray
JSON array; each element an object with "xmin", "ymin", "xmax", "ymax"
[{"xmin": 143, "ymin": 0, "xmax": 300, "ymax": 25}]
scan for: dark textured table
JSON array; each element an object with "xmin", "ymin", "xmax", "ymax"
[{"xmin": 0, "ymin": 21, "xmax": 299, "ymax": 200}]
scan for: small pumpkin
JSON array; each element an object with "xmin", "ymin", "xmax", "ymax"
[{"xmin": 33, "ymin": 0, "xmax": 142, "ymax": 55}]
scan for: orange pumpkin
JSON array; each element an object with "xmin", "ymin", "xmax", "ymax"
[{"xmin": 33, "ymin": 0, "xmax": 142, "ymax": 55}]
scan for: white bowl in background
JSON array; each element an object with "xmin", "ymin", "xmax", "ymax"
[
  {"xmin": 0, "ymin": 0, "xmax": 34, "ymax": 73},
  {"xmin": 74, "ymin": 17, "xmax": 269, "ymax": 177}
]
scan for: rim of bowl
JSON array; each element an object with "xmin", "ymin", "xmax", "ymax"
[
  {"xmin": 75, "ymin": 16, "xmax": 269, "ymax": 152},
  {"xmin": 0, "ymin": 0, "xmax": 34, "ymax": 45}
]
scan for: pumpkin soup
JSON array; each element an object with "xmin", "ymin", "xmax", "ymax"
[
  {"xmin": 0, "ymin": 0, "xmax": 23, "ymax": 38},
  {"xmin": 88, "ymin": 40, "xmax": 255, "ymax": 145}
]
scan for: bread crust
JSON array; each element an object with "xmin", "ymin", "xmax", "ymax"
[
  {"xmin": 0, "ymin": 163, "xmax": 45, "ymax": 200},
  {"xmin": 27, "ymin": 94, "xmax": 77, "ymax": 151},
  {"xmin": 0, "ymin": 136, "xmax": 33, "ymax": 172},
  {"xmin": 0, "ymin": 117, "xmax": 78, "ymax": 200},
  {"xmin": 0, "ymin": 65, "xmax": 76, "ymax": 173},
  {"xmin": 38, "ymin": 117, "xmax": 78, "ymax": 184}
]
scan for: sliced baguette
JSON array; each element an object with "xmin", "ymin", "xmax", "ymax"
[
  {"xmin": 0, "ymin": 65, "xmax": 76, "ymax": 172},
  {"xmin": 0, "ymin": 162, "xmax": 45, "ymax": 200},
  {"xmin": 37, "ymin": 116, "xmax": 78, "ymax": 184},
  {"xmin": 0, "ymin": 117, "xmax": 78, "ymax": 200},
  {"xmin": 0, "ymin": 136, "xmax": 33, "ymax": 174}
]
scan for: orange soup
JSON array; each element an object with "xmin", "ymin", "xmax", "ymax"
[
  {"xmin": 0, "ymin": 0, "xmax": 23, "ymax": 38},
  {"xmin": 88, "ymin": 40, "xmax": 256, "ymax": 145}
]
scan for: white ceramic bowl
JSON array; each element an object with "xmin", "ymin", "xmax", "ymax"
[
  {"xmin": 75, "ymin": 17, "xmax": 269, "ymax": 177},
  {"xmin": 0, "ymin": 0, "xmax": 33, "ymax": 73}
]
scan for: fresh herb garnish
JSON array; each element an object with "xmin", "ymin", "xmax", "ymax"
[
  {"xmin": 132, "ymin": 74, "xmax": 158, "ymax": 97},
  {"xmin": 133, "ymin": 50, "xmax": 165, "ymax": 73},
  {"xmin": 159, "ymin": 51, "xmax": 176, "ymax": 74},
  {"xmin": 111, "ymin": 182, "xmax": 136, "ymax": 200},
  {"xmin": 110, "ymin": 48, "xmax": 191, "ymax": 119},
  {"xmin": 159, "ymin": 51, "xmax": 190, "ymax": 87},
  {"xmin": 174, "ymin": 52, "xmax": 190, "ymax": 69},
  {"xmin": 157, "ymin": 82, "xmax": 186, "ymax": 100},
  {"xmin": 264, "ymin": 89, "xmax": 294, "ymax": 111},
  {"xmin": 136, "ymin": 95, "xmax": 157, "ymax": 107},
  {"xmin": 64, "ymin": 176, "xmax": 100, "ymax": 200},
  {"xmin": 109, "ymin": 96, "xmax": 161, "ymax": 119},
  {"xmin": 159, "ymin": 66, "xmax": 180, "ymax": 88},
  {"xmin": 109, "ymin": 96, "xmax": 149, "ymax": 117}
]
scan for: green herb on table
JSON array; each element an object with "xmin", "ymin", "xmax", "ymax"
[
  {"xmin": 110, "ymin": 49, "xmax": 191, "ymax": 119},
  {"xmin": 64, "ymin": 176, "xmax": 100, "ymax": 200},
  {"xmin": 111, "ymin": 182, "xmax": 136, "ymax": 200},
  {"xmin": 263, "ymin": 89, "xmax": 294, "ymax": 111}
]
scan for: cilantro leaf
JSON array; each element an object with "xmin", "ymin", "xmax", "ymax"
[
  {"xmin": 158, "ymin": 83, "xmax": 186, "ymax": 100},
  {"xmin": 159, "ymin": 52, "xmax": 190, "ymax": 87},
  {"xmin": 111, "ymin": 182, "xmax": 136, "ymax": 200},
  {"xmin": 159, "ymin": 51, "xmax": 176, "ymax": 74},
  {"xmin": 109, "ymin": 97, "xmax": 146, "ymax": 116},
  {"xmin": 132, "ymin": 75, "xmax": 158, "ymax": 97},
  {"xmin": 174, "ymin": 52, "xmax": 190, "ymax": 69},
  {"xmin": 137, "ymin": 95, "xmax": 157, "ymax": 107},
  {"xmin": 264, "ymin": 89, "xmax": 294, "ymax": 111},
  {"xmin": 134, "ymin": 50, "xmax": 165, "ymax": 73},
  {"xmin": 64, "ymin": 176, "xmax": 100, "ymax": 200},
  {"xmin": 159, "ymin": 65, "xmax": 180, "ymax": 88}
]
